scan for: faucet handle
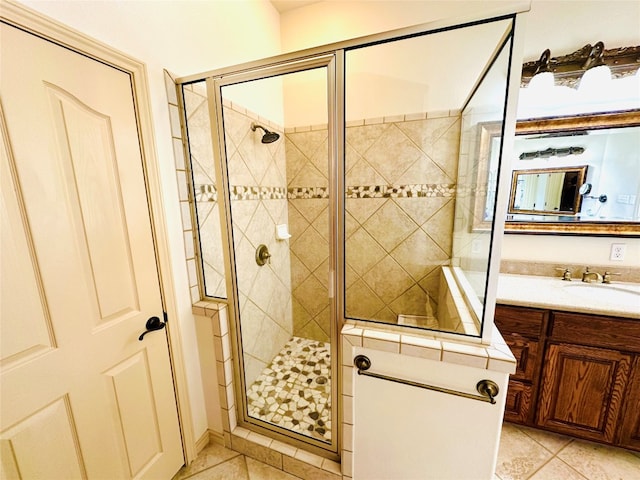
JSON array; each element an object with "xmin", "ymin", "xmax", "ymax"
[
  {"xmin": 555, "ymin": 267, "xmax": 572, "ymax": 281},
  {"xmin": 602, "ymin": 271, "xmax": 621, "ymax": 284}
]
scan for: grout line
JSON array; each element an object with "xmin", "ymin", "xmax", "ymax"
[
  {"xmin": 178, "ymin": 450, "xmax": 243, "ymax": 480},
  {"xmin": 556, "ymin": 457, "xmax": 589, "ymax": 480},
  {"xmin": 554, "ymin": 437, "xmax": 575, "ymax": 456},
  {"xmin": 519, "ymin": 425, "xmax": 573, "ymax": 456}
]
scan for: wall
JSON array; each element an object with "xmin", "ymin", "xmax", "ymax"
[
  {"xmin": 218, "ymin": 102, "xmax": 292, "ymax": 387},
  {"xmin": 18, "ymin": 0, "xmax": 284, "ymax": 444},
  {"xmin": 279, "ymin": 0, "xmax": 640, "ymax": 270},
  {"xmin": 285, "ymin": 127, "xmax": 333, "ymax": 341},
  {"xmin": 345, "ymin": 114, "xmax": 459, "ymax": 324},
  {"xmin": 183, "ymin": 81, "xmax": 227, "ymax": 299}
]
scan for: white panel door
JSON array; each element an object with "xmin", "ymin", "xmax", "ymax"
[{"xmin": 0, "ymin": 21, "xmax": 183, "ymax": 479}]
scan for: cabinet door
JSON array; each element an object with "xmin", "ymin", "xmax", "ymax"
[
  {"xmin": 537, "ymin": 343, "xmax": 632, "ymax": 444},
  {"xmin": 503, "ymin": 334, "xmax": 539, "ymax": 382},
  {"xmin": 617, "ymin": 357, "xmax": 640, "ymax": 451},
  {"xmin": 504, "ymin": 380, "xmax": 533, "ymax": 424}
]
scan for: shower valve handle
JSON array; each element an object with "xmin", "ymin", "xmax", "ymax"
[{"xmin": 256, "ymin": 244, "xmax": 271, "ymax": 266}]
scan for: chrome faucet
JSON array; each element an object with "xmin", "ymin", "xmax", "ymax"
[{"xmin": 581, "ymin": 267, "xmax": 603, "ymax": 283}]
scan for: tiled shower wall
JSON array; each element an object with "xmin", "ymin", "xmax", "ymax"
[
  {"xmin": 177, "ymin": 79, "xmax": 461, "ymax": 348},
  {"xmin": 183, "ymin": 82, "xmax": 227, "ymax": 299},
  {"xmin": 182, "ymin": 84, "xmax": 294, "ymax": 386},
  {"xmin": 222, "ymin": 102, "xmax": 293, "ymax": 386},
  {"xmin": 285, "ymin": 129, "xmax": 332, "ymax": 342},
  {"xmin": 288, "ymin": 112, "xmax": 460, "ymax": 333}
]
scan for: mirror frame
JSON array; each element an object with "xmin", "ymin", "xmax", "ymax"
[
  {"xmin": 473, "ymin": 109, "xmax": 640, "ymax": 236},
  {"xmin": 508, "ymin": 165, "xmax": 588, "ymax": 216}
]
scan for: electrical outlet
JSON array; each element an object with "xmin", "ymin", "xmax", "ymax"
[{"xmin": 610, "ymin": 243, "xmax": 626, "ymax": 261}]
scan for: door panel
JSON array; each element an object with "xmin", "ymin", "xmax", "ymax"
[
  {"xmin": 0, "ymin": 21, "xmax": 183, "ymax": 479},
  {"xmin": 0, "ymin": 396, "xmax": 86, "ymax": 479},
  {"xmin": 105, "ymin": 352, "xmax": 163, "ymax": 476},
  {"xmin": 1, "ymin": 143, "xmax": 55, "ymax": 365},
  {"xmin": 46, "ymin": 84, "xmax": 140, "ymax": 323}
]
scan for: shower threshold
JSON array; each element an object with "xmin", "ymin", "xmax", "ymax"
[{"xmin": 246, "ymin": 336, "xmax": 332, "ymax": 443}]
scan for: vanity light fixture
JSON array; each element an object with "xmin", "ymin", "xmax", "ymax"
[
  {"xmin": 521, "ymin": 42, "xmax": 640, "ymax": 89},
  {"xmin": 579, "ymin": 41, "xmax": 612, "ymax": 92},
  {"xmin": 528, "ymin": 48, "xmax": 554, "ymax": 90},
  {"xmin": 519, "ymin": 146, "xmax": 585, "ymax": 160}
]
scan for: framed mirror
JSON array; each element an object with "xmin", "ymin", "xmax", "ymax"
[
  {"xmin": 474, "ymin": 109, "xmax": 640, "ymax": 236},
  {"xmin": 508, "ymin": 166, "xmax": 588, "ymax": 216}
]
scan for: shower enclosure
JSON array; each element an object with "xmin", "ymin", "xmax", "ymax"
[{"xmin": 177, "ymin": 12, "xmax": 519, "ymax": 459}]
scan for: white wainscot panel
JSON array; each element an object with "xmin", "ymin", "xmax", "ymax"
[{"xmin": 352, "ymin": 346, "xmax": 509, "ymax": 480}]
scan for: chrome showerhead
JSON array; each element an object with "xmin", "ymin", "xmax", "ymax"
[{"xmin": 251, "ymin": 122, "xmax": 280, "ymax": 144}]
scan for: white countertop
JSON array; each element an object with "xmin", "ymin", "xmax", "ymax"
[{"xmin": 497, "ymin": 274, "xmax": 640, "ymax": 320}]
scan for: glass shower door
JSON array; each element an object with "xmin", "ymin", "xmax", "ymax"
[{"xmin": 214, "ymin": 58, "xmax": 337, "ymax": 453}]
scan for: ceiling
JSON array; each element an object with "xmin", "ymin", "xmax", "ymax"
[{"xmin": 270, "ymin": 0, "xmax": 321, "ymax": 13}]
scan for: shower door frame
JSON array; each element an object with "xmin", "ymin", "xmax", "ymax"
[
  {"xmin": 207, "ymin": 53, "xmax": 345, "ymax": 458},
  {"xmin": 175, "ymin": 1, "xmax": 530, "ymax": 462}
]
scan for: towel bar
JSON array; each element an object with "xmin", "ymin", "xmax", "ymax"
[{"xmin": 353, "ymin": 354, "xmax": 499, "ymax": 404}]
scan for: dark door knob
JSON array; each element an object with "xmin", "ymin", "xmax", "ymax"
[{"xmin": 138, "ymin": 316, "xmax": 166, "ymax": 341}]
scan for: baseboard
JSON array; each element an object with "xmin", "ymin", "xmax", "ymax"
[
  {"xmin": 195, "ymin": 429, "xmax": 225, "ymax": 455},
  {"xmin": 209, "ymin": 429, "xmax": 225, "ymax": 446},
  {"xmin": 195, "ymin": 430, "xmax": 210, "ymax": 454}
]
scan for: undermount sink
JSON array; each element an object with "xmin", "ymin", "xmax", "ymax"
[{"xmin": 562, "ymin": 283, "xmax": 640, "ymax": 305}]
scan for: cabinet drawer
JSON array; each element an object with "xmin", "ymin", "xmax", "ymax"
[
  {"xmin": 495, "ymin": 305, "xmax": 546, "ymax": 338},
  {"xmin": 502, "ymin": 334, "xmax": 539, "ymax": 381},
  {"xmin": 550, "ymin": 312, "xmax": 640, "ymax": 353},
  {"xmin": 504, "ymin": 380, "xmax": 533, "ymax": 424}
]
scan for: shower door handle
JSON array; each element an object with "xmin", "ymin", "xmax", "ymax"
[{"xmin": 138, "ymin": 316, "xmax": 166, "ymax": 341}]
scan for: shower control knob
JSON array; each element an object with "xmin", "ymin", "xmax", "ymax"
[{"xmin": 255, "ymin": 244, "xmax": 271, "ymax": 266}]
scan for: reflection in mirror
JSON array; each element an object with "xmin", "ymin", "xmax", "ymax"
[
  {"xmin": 344, "ymin": 17, "xmax": 513, "ymax": 337},
  {"xmin": 475, "ymin": 111, "xmax": 640, "ymax": 235},
  {"xmin": 509, "ymin": 166, "xmax": 587, "ymax": 215},
  {"xmin": 453, "ymin": 35, "xmax": 512, "ymax": 317}
]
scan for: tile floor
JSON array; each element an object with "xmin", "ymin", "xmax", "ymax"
[
  {"xmin": 495, "ymin": 423, "xmax": 640, "ymax": 480},
  {"xmin": 246, "ymin": 337, "xmax": 332, "ymax": 443},
  {"xmin": 173, "ymin": 422, "xmax": 640, "ymax": 480}
]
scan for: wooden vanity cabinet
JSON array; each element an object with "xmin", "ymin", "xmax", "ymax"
[
  {"xmin": 495, "ymin": 305, "xmax": 640, "ymax": 452},
  {"xmin": 494, "ymin": 305, "xmax": 548, "ymax": 424},
  {"xmin": 616, "ymin": 356, "xmax": 640, "ymax": 451}
]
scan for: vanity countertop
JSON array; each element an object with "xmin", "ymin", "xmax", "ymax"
[{"xmin": 497, "ymin": 274, "xmax": 640, "ymax": 320}]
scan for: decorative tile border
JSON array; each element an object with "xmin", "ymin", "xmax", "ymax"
[
  {"xmin": 194, "ymin": 184, "xmax": 217, "ymax": 202},
  {"xmin": 231, "ymin": 185, "xmax": 287, "ymax": 201},
  {"xmin": 288, "ymin": 186, "xmax": 330, "ymax": 199},
  {"xmin": 195, "ymin": 183, "xmax": 457, "ymax": 202},
  {"xmin": 346, "ymin": 183, "xmax": 455, "ymax": 199}
]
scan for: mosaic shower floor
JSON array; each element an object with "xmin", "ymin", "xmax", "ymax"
[{"xmin": 246, "ymin": 337, "xmax": 332, "ymax": 443}]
